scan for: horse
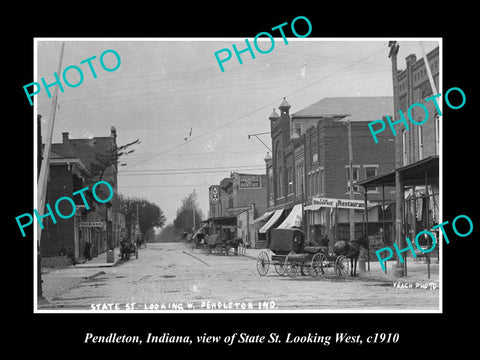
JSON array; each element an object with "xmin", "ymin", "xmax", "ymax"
[
  {"xmin": 332, "ymin": 235, "xmax": 369, "ymax": 277},
  {"xmin": 225, "ymin": 238, "xmax": 244, "ymax": 255}
]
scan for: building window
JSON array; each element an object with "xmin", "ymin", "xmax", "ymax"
[
  {"xmin": 296, "ymin": 163, "xmax": 304, "ymax": 196},
  {"xmin": 277, "ymin": 167, "xmax": 283, "ymax": 199},
  {"xmin": 346, "ymin": 165, "xmax": 360, "ymax": 193},
  {"xmin": 402, "ymin": 129, "xmax": 408, "ymax": 166},
  {"xmin": 294, "ymin": 122, "xmax": 301, "ymax": 136},
  {"xmin": 364, "ymin": 165, "xmax": 378, "ymax": 192},
  {"xmin": 319, "ymin": 167, "xmax": 324, "ymax": 195},
  {"xmin": 418, "ymin": 126, "xmax": 424, "ymax": 160},
  {"xmin": 268, "ymin": 167, "xmax": 274, "ymax": 202},
  {"xmin": 287, "ymin": 167, "xmax": 294, "ymax": 195},
  {"xmin": 434, "ymin": 113, "xmax": 440, "ymax": 155}
]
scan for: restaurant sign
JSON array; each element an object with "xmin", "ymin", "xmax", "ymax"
[{"xmin": 312, "ymin": 197, "xmax": 377, "ymax": 209}]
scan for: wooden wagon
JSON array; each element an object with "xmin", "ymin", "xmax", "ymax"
[{"xmin": 256, "ymin": 228, "xmax": 351, "ymax": 278}]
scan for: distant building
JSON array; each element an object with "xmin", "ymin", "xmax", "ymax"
[
  {"xmin": 208, "ymin": 172, "xmax": 267, "ymax": 248},
  {"xmin": 261, "ymin": 96, "xmax": 396, "ymax": 247}
]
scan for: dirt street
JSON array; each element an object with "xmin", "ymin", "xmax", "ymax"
[{"xmin": 39, "ymin": 242, "xmax": 439, "ymax": 312}]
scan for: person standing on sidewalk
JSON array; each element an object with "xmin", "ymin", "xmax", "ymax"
[{"xmin": 83, "ymin": 242, "xmax": 92, "ymax": 263}]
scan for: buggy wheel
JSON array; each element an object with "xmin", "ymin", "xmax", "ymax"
[
  {"xmin": 204, "ymin": 245, "xmax": 212, "ymax": 255},
  {"xmin": 284, "ymin": 253, "xmax": 299, "ymax": 278},
  {"xmin": 256, "ymin": 251, "xmax": 270, "ymax": 276},
  {"xmin": 274, "ymin": 262, "xmax": 286, "ymax": 276},
  {"xmin": 335, "ymin": 255, "xmax": 351, "ymax": 277},
  {"xmin": 310, "ymin": 253, "xmax": 326, "ymax": 278}
]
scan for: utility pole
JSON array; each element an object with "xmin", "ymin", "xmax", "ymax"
[
  {"xmin": 346, "ymin": 119, "xmax": 355, "ymax": 242},
  {"xmin": 347, "ymin": 119, "xmax": 364, "ymax": 271},
  {"xmin": 193, "ymin": 207, "xmax": 196, "ymax": 231},
  {"xmin": 389, "ymin": 41, "xmax": 405, "ymax": 278},
  {"xmin": 36, "ymin": 42, "xmax": 65, "ymax": 300}
]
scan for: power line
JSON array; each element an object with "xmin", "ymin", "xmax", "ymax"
[
  {"xmin": 125, "ymin": 45, "xmax": 389, "ymax": 169},
  {"xmin": 119, "ymin": 184, "xmax": 210, "ymax": 188},
  {"xmin": 118, "ymin": 168, "xmax": 265, "ymax": 176},
  {"xmin": 118, "ymin": 164, "xmax": 264, "ymax": 173}
]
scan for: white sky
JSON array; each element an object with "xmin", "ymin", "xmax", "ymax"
[{"xmin": 35, "ymin": 38, "xmax": 439, "ymax": 224}]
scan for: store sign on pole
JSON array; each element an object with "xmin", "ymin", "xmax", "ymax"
[
  {"xmin": 211, "ymin": 186, "xmax": 219, "ymax": 202},
  {"xmin": 78, "ymin": 221, "xmax": 106, "ymax": 229}
]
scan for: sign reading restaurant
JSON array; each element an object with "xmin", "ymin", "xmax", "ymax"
[
  {"xmin": 239, "ymin": 175, "xmax": 261, "ymax": 189},
  {"xmin": 312, "ymin": 197, "xmax": 377, "ymax": 209}
]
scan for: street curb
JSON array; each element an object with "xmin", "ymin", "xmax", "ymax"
[
  {"xmin": 68, "ymin": 258, "xmax": 122, "ymax": 269},
  {"xmin": 84, "ymin": 271, "xmax": 106, "ymax": 280}
]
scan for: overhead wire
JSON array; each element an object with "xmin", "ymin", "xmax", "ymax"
[{"xmin": 124, "ymin": 44, "xmax": 389, "ymax": 169}]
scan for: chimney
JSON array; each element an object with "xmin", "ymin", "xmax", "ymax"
[
  {"xmin": 406, "ymin": 53, "xmax": 417, "ymax": 67},
  {"xmin": 62, "ymin": 132, "xmax": 69, "ymax": 143}
]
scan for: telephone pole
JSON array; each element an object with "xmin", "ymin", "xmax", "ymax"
[
  {"xmin": 346, "ymin": 119, "xmax": 355, "ymax": 242},
  {"xmin": 36, "ymin": 42, "xmax": 65, "ymax": 300},
  {"xmin": 389, "ymin": 41, "xmax": 405, "ymax": 278}
]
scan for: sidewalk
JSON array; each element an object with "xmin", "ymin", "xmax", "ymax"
[
  {"xmin": 71, "ymin": 246, "xmax": 122, "ymax": 268},
  {"xmin": 240, "ymin": 247, "xmax": 439, "ymax": 285},
  {"xmin": 39, "ymin": 247, "xmax": 122, "ymax": 305}
]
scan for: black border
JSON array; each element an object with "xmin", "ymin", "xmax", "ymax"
[{"xmin": 9, "ymin": 6, "xmax": 476, "ymax": 355}]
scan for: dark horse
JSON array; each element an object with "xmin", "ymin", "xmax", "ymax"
[
  {"xmin": 225, "ymin": 238, "xmax": 244, "ymax": 255},
  {"xmin": 333, "ymin": 235, "xmax": 369, "ymax": 276}
]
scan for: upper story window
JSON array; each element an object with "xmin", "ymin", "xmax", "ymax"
[
  {"xmin": 346, "ymin": 165, "xmax": 360, "ymax": 193},
  {"xmin": 364, "ymin": 165, "xmax": 378, "ymax": 192}
]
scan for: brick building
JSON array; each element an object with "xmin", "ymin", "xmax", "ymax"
[
  {"xmin": 261, "ymin": 96, "xmax": 396, "ymax": 247},
  {"xmin": 208, "ymin": 172, "xmax": 267, "ymax": 248},
  {"xmin": 359, "ymin": 44, "xmax": 440, "ymax": 277},
  {"xmin": 40, "ymin": 126, "xmax": 124, "ymax": 259}
]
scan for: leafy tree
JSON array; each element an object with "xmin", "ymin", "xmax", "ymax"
[
  {"xmin": 156, "ymin": 223, "xmax": 181, "ymax": 243},
  {"xmin": 173, "ymin": 191, "xmax": 204, "ymax": 233},
  {"xmin": 118, "ymin": 195, "xmax": 166, "ymax": 238}
]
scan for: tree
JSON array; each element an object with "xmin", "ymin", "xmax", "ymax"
[
  {"xmin": 118, "ymin": 195, "xmax": 166, "ymax": 240},
  {"xmin": 173, "ymin": 190, "xmax": 204, "ymax": 233}
]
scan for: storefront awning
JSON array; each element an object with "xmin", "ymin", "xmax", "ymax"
[
  {"xmin": 252, "ymin": 211, "xmax": 274, "ymax": 225},
  {"xmin": 259, "ymin": 209, "xmax": 284, "ymax": 233},
  {"xmin": 277, "ymin": 204, "xmax": 303, "ymax": 229},
  {"xmin": 304, "ymin": 204, "xmax": 321, "ymax": 211}
]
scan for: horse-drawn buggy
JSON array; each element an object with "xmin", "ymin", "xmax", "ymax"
[
  {"xmin": 256, "ymin": 228, "xmax": 368, "ymax": 278},
  {"xmin": 120, "ymin": 240, "xmax": 138, "ymax": 260},
  {"xmin": 189, "ymin": 216, "xmax": 244, "ymax": 256}
]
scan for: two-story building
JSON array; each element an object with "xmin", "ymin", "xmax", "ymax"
[
  {"xmin": 359, "ymin": 44, "xmax": 440, "ymax": 277},
  {"xmin": 40, "ymin": 126, "xmax": 124, "ymax": 260},
  {"xmin": 208, "ymin": 172, "xmax": 267, "ymax": 248}
]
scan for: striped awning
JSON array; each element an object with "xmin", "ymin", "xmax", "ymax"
[
  {"xmin": 277, "ymin": 204, "xmax": 303, "ymax": 229},
  {"xmin": 252, "ymin": 211, "xmax": 274, "ymax": 225},
  {"xmin": 259, "ymin": 209, "xmax": 284, "ymax": 234}
]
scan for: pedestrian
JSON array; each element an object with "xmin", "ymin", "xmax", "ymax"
[
  {"xmin": 83, "ymin": 242, "xmax": 92, "ymax": 263},
  {"xmin": 67, "ymin": 246, "xmax": 76, "ymax": 266}
]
